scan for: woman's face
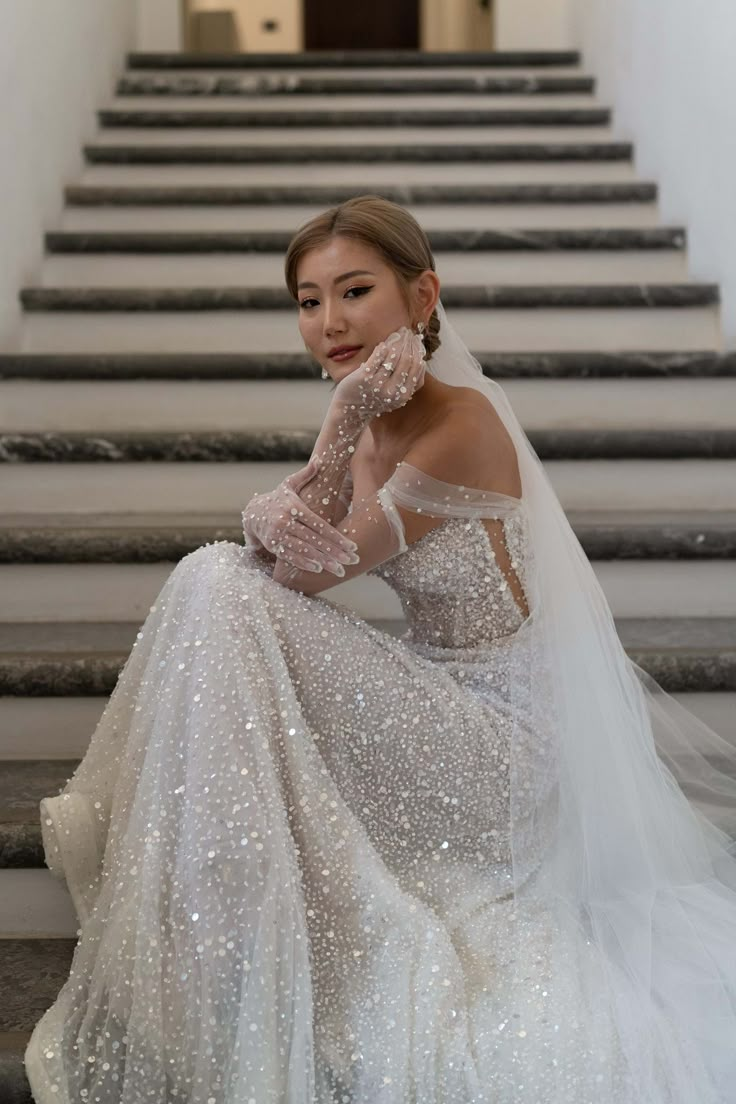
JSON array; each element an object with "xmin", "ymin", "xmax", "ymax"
[{"xmin": 296, "ymin": 236, "xmax": 419, "ymax": 381}]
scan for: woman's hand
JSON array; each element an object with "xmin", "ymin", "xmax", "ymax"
[
  {"xmin": 242, "ymin": 457, "xmax": 360, "ymax": 574},
  {"xmin": 332, "ymin": 326, "xmax": 427, "ymax": 423}
]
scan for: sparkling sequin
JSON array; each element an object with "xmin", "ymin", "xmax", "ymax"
[{"xmin": 26, "ymin": 476, "xmax": 638, "ymax": 1103}]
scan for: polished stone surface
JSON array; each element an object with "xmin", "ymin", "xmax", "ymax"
[
  {"xmin": 20, "ymin": 282, "xmax": 719, "ymax": 311},
  {"xmin": 3, "ymin": 511, "xmax": 734, "ymax": 564},
  {"xmin": 83, "ymin": 139, "xmax": 633, "ymax": 163},
  {"xmin": 127, "ymin": 49, "xmax": 583, "ymax": 70},
  {"xmin": 2, "ymin": 427, "xmax": 736, "ymax": 463},
  {"xmin": 4, "ymin": 350, "xmax": 734, "ymax": 380},
  {"xmin": 99, "ymin": 106, "xmax": 611, "ymax": 128},
  {"xmin": 117, "ymin": 73, "xmax": 596, "ymax": 97},
  {"xmin": 65, "ymin": 181, "xmax": 658, "ymax": 205},
  {"xmin": 44, "ymin": 226, "xmax": 685, "ymax": 253}
]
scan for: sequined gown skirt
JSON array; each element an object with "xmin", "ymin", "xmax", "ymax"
[{"xmin": 25, "ymin": 541, "xmax": 634, "ymax": 1104}]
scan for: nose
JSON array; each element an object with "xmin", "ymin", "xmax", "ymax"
[{"xmin": 322, "ymin": 297, "xmax": 346, "ymax": 336}]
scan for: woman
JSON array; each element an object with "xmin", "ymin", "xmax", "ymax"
[{"xmin": 25, "ymin": 196, "xmax": 736, "ymax": 1103}]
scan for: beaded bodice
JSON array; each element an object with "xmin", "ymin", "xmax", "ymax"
[{"xmin": 368, "ymin": 511, "xmax": 531, "ymax": 649}]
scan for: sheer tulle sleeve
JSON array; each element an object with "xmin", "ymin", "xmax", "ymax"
[{"xmin": 272, "ymin": 460, "xmax": 526, "ymax": 598}]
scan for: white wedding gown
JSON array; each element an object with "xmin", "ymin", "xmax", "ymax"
[{"xmin": 22, "ymin": 461, "xmax": 730, "ymax": 1103}]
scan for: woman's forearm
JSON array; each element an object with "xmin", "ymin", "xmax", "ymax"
[
  {"xmin": 270, "ymin": 399, "xmax": 366, "ymax": 588},
  {"xmin": 299, "ymin": 398, "xmax": 368, "ymax": 529}
]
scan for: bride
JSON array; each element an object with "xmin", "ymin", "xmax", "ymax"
[{"xmin": 24, "ymin": 195, "xmax": 736, "ymax": 1103}]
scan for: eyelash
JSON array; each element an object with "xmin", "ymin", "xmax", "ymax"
[{"xmin": 299, "ymin": 286, "xmax": 373, "ymax": 310}]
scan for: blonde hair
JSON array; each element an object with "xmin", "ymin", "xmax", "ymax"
[{"xmin": 284, "ymin": 194, "xmax": 441, "ymax": 361}]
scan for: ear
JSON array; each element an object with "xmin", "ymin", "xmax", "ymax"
[{"xmin": 414, "ymin": 268, "xmax": 441, "ymax": 323}]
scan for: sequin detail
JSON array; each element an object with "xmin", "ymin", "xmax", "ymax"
[{"xmin": 26, "ymin": 498, "xmax": 636, "ymax": 1103}]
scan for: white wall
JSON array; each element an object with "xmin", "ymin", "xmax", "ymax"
[
  {"xmin": 572, "ymin": 0, "xmax": 736, "ymax": 348},
  {"xmin": 495, "ymin": 0, "xmax": 575, "ymax": 50},
  {"xmin": 0, "ymin": 0, "xmax": 135, "ymax": 349}
]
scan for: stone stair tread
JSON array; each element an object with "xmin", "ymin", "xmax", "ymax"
[
  {"xmin": 0, "ymin": 1029, "xmax": 33, "ymax": 1104},
  {"xmin": 1, "ymin": 512, "xmax": 734, "ymax": 562},
  {"xmin": 19, "ymin": 283, "xmax": 720, "ymax": 310},
  {"xmin": 83, "ymin": 140, "xmax": 633, "ymax": 165},
  {"xmin": 98, "ymin": 107, "xmax": 612, "ymax": 127},
  {"xmin": 127, "ymin": 50, "xmax": 583, "ymax": 70},
  {"xmin": 44, "ymin": 227, "xmax": 686, "ymax": 252},
  {"xmin": 64, "ymin": 182, "xmax": 659, "ymax": 204},
  {"xmin": 3, "ymin": 428, "xmax": 735, "ymax": 462},
  {"xmin": 2, "ymin": 350, "xmax": 734, "ymax": 379},
  {"xmin": 116, "ymin": 74, "xmax": 596, "ymax": 96}
]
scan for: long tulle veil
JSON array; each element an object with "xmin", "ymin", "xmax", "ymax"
[{"xmin": 427, "ymin": 298, "xmax": 736, "ymax": 1100}]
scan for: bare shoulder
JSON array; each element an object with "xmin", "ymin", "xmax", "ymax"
[{"xmin": 402, "ymin": 388, "xmax": 521, "ymax": 497}]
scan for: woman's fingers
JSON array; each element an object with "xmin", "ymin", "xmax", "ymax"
[
  {"xmin": 283, "ymin": 487, "xmax": 358, "ymax": 558},
  {"xmin": 279, "ymin": 529, "xmax": 352, "ymax": 575}
]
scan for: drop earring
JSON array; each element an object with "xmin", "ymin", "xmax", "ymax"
[
  {"xmin": 321, "ymin": 366, "xmax": 329, "ymax": 379},
  {"xmin": 416, "ymin": 321, "xmax": 425, "ymax": 335}
]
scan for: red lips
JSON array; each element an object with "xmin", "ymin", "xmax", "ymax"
[{"xmin": 328, "ymin": 345, "xmax": 361, "ymax": 358}]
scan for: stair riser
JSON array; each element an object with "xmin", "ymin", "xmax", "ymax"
[
  {"xmin": 19, "ymin": 307, "xmax": 722, "ymax": 354},
  {"xmin": 0, "ymin": 561, "xmax": 733, "ymax": 622},
  {"xmin": 2, "ymin": 379, "xmax": 735, "ymax": 433},
  {"xmin": 90, "ymin": 127, "xmax": 618, "ymax": 147},
  {"xmin": 1, "ymin": 461, "xmax": 734, "ymax": 513},
  {"xmin": 39, "ymin": 252, "xmax": 689, "ymax": 288},
  {"xmin": 3, "ymin": 692, "xmax": 732, "ymax": 760}
]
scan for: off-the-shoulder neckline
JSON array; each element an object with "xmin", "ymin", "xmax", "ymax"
[{"xmin": 393, "ymin": 460, "xmax": 523, "ymax": 505}]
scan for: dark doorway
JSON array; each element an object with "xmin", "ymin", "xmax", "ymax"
[{"xmin": 303, "ymin": 0, "xmax": 420, "ymax": 51}]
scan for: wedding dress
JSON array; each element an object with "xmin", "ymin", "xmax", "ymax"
[{"xmin": 24, "ymin": 303, "xmax": 736, "ymax": 1103}]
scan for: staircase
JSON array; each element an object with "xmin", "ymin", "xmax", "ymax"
[{"xmin": 1, "ymin": 47, "xmax": 735, "ymax": 1100}]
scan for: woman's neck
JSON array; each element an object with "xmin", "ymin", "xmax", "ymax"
[{"xmin": 366, "ymin": 372, "xmax": 451, "ymax": 453}]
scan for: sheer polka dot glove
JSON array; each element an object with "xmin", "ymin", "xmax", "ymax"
[
  {"xmin": 332, "ymin": 326, "xmax": 427, "ymax": 423},
  {"xmin": 242, "ymin": 458, "xmax": 360, "ymax": 574}
]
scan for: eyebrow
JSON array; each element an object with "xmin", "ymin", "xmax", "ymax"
[{"xmin": 297, "ymin": 269, "xmax": 376, "ymax": 291}]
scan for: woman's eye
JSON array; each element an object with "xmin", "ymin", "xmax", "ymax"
[{"xmin": 299, "ymin": 286, "xmax": 373, "ymax": 310}]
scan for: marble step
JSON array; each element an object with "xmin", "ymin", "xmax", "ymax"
[
  {"xmin": 17, "ymin": 295, "xmax": 721, "ymax": 354},
  {"xmin": 64, "ymin": 181, "xmax": 658, "ymax": 205},
  {"xmin": 44, "ymin": 226, "xmax": 683, "ymax": 251},
  {"xmin": 2, "ymin": 507, "xmax": 732, "ymax": 560},
  {"xmin": 83, "ymin": 138, "xmax": 629, "ymax": 162},
  {"xmin": 4, "ymin": 378, "xmax": 732, "ymax": 434},
  {"xmin": 0, "ymin": 559, "xmax": 732, "ymax": 625},
  {"xmin": 126, "ymin": 50, "xmax": 583, "ymax": 70},
  {"xmin": 39, "ymin": 251, "xmax": 689, "ymax": 288},
  {"xmin": 3, "ymin": 351, "xmax": 734, "ymax": 381},
  {"xmin": 59, "ymin": 200, "xmax": 665, "ymax": 234},
  {"xmin": 40, "ymin": 227, "xmax": 689, "ymax": 289},
  {"xmin": 4, "ymin": 430, "xmax": 735, "ymax": 462},
  {"xmin": 22, "ymin": 284, "xmax": 715, "ymax": 312},
  {"xmin": 1, "ymin": 460, "xmax": 733, "ymax": 513},
  {"xmin": 0, "ymin": 1031, "xmax": 32, "ymax": 1104},
  {"xmin": 97, "ymin": 106, "xmax": 612, "ymax": 128},
  {"xmin": 117, "ymin": 74, "xmax": 596, "ymax": 97},
  {"xmin": 0, "ymin": 617, "xmax": 733, "ymax": 700},
  {"xmin": 112, "ymin": 93, "xmax": 601, "ymax": 113},
  {"xmin": 2, "ymin": 511, "xmax": 734, "ymax": 564}
]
